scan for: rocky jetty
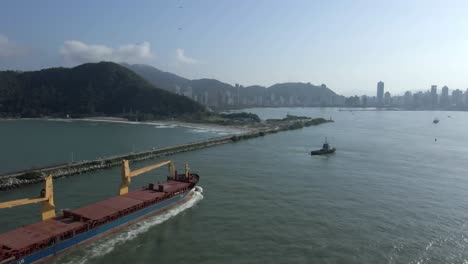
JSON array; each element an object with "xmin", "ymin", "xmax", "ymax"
[{"xmin": 0, "ymin": 116, "xmax": 332, "ymax": 190}]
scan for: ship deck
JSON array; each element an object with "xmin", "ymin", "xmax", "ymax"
[
  {"xmin": 0, "ymin": 179, "xmax": 192, "ymax": 260},
  {"xmin": 0, "ymin": 219, "xmax": 86, "ymax": 250}
]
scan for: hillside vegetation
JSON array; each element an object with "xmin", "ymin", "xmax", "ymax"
[{"xmin": 0, "ymin": 62, "xmax": 205, "ymax": 119}]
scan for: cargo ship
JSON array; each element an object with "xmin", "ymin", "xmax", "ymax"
[{"xmin": 0, "ymin": 159, "xmax": 200, "ymax": 264}]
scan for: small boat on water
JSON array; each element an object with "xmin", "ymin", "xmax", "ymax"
[
  {"xmin": 433, "ymin": 118, "xmax": 439, "ymax": 124},
  {"xmin": 311, "ymin": 138, "xmax": 336, "ymax": 155}
]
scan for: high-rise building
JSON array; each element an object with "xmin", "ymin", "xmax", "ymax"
[
  {"xmin": 465, "ymin": 89, "xmax": 468, "ymax": 105},
  {"xmin": 377, "ymin": 81, "xmax": 384, "ymax": 106},
  {"xmin": 361, "ymin": 95, "xmax": 368, "ymax": 106},
  {"xmin": 384, "ymin": 91, "xmax": 392, "ymax": 105},
  {"xmin": 175, "ymin": 85, "xmax": 182, "ymax": 95},
  {"xmin": 392, "ymin": 95, "xmax": 405, "ymax": 106},
  {"xmin": 452, "ymin": 89, "xmax": 463, "ymax": 106},
  {"xmin": 413, "ymin": 91, "xmax": 424, "ymax": 107},
  {"xmin": 440, "ymin": 86, "xmax": 449, "ymax": 106},
  {"xmin": 235, "ymin": 84, "xmax": 240, "ymax": 105},
  {"xmin": 182, "ymin": 86, "xmax": 193, "ymax": 98},
  {"xmin": 430, "ymin": 85, "xmax": 438, "ymax": 108},
  {"xmin": 203, "ymin": 91, "xmax": 209, "ymax": 105},
  {"xmin": 404, "ymin": 91, "xmax": 412, "ymax": 106}
]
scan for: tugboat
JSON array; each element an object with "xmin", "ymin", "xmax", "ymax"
[
  {"xmin": 310, "ymin": 138, "xmax": 336, "ymax": 155},
  {"xmin": 433, "ymin": 118, "xmax": 439, "ymax": 124}
]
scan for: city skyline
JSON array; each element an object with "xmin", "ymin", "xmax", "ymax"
[
  {"xmin": 368, "ymin": 82, "xmax": 468, "ymax": 99},
  {"xmin": 347, "ymin": 81, "xmax": 468, "ymax": 109},
  {"xmin": 2, "ymin": 0, "xmax": 468, "ymax": 96}
]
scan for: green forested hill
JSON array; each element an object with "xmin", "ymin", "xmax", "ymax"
[{"xmin": 0, "ymin": 62, "xmax": 205, "ymax": 118}]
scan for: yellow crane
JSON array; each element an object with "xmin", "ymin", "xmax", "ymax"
[
  {"xmin": 120, "ymin": 159, "xmax": 172, "ymax": 195},
  {"xmin": 0, "ymin": 159, "xmax": 192, "ymax": 220},
  {"xmin": 0, "ymin": 175, "xmax": 56, "ymax": 221},
  {"xmin": 119, "ymin": 159, "xmax": 190, "ymax": 195}
]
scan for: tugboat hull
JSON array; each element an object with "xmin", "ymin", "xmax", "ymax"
[{"xmin": 310, "ymin": 148, "xmax": 336, "ymax": 155}]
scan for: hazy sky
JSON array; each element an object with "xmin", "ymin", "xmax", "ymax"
[{"xmin": 1, "ymin": 0, "xmax": 468, "ymax": 96}]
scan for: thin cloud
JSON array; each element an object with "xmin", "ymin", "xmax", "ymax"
[
  {"xmin": 176, "ymin": 48, "xmax": 202, "ymax": 64},
  {"xmin": 0, "ymin": 33, "xmax": 26, "ymax": 57},
  {"xmin": 60, "ymin": 40, "xmax": 153, "ymax": 65}
]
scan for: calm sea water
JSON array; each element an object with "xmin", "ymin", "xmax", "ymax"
[
  {"xmin": 0, "ymin": 119, "xmax": 229, "ymax": 173},
  {"xmin": 1, "ymin": 108, "xmax": 468, "ymax": 264}
]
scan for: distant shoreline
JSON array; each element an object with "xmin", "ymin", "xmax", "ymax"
[
  {"xmin": 0, "ymin": 116, "xmax": 249, "ymax": 134},
  {"xmin": 224, "ymin": 106, "xmax": 468, "ymax": 112},
  {"xmin": 337, "ymin": 108, "xmax": 468, "ymax": 112}
]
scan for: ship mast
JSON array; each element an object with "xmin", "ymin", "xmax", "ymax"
[{"xmin": 185, "ymin": 162, "xmax": 190, "ymax": 178}]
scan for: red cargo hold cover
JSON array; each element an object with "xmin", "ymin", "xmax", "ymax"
[
  {"xmin": 159, "ymin": 181, "xmax": 190, "ymax": 193},
  {"xmin": 70, "ymin": 196, "xmax": 144, "ymax": 221},
  {"xmin": 123, "ymin": 189, "xmax": 165, "ymax": 202},
  {"xmin": 0, "ymin": 219, "xmax": 85, "ymax": 250}
]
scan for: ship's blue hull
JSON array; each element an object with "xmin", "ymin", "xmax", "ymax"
[{"xmin": 13, "ymin": 191, "xmax": 189, "ymax": 264}]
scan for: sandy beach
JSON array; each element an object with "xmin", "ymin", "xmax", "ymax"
[{"xmin": 0, "ymin": 116, "xmax": 250, "ymax": 135}]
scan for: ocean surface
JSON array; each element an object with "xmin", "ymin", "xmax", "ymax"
[
  {"xmin": 0, "ymin": 119, "xmax": 232, "ymax": 173},
  {"xmin": 1, "ymin": 108, "xmax": 468, "ymax": 264}
]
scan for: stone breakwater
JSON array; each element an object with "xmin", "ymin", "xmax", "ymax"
[{"xmin": 0, "ymin": 118, "xmax": 332, "ymax": 190}]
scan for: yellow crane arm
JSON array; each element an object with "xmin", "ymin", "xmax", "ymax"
[
  {"xmin": 0, "ymin": 175, "xmax": 55, "ymax": 221},
  {"xmin": 129, "ymin": 160, "xmax": 172, "ymax": 177},
  {"xmin": 119, "ymin": 160, "xmax": 176, "ymax": 195},
  {"xmin": 0, "ymin": 197, "xmax": 48, "ymax": 208}
]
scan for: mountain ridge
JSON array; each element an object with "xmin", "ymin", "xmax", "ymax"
[
  {"xmin": 0, "ymin": 62, "xmax": 205, "ymax": 118},
  {"xmin": 123, "ymin": 63, "xmax": 345, "ymax": 109}
]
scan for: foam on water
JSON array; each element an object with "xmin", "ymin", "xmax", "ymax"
[
  {"xmin": 45, "ymin": 118, "xmax": 73, "ymax": 123},
  {"xmin": 187, "ymin": 126, "xmax": 243, "ymax": 135},
  {"xmin": 55, "ymin": 188, "xmax": 204, "ymax": 264},
  {"xmin": 153, "ymin": 124, "xmax": 177, "ymax": 129},
  {"xmin": 38, "ymin": 117, "xmax": 244, "ymax": 135},
  {"xmin": 190, "ymin": 128, "xmax": 210, "ymax": 133}
]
